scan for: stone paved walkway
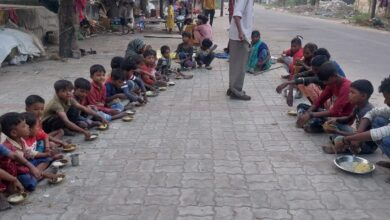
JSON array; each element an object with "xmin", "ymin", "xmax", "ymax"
[{"xmin": 0, "ymin": 15, "xmax": 390, "ymax": 220}]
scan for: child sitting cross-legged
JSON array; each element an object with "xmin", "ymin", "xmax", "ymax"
[
  {"xmin": 21, "ymin": 112, "xmax": 63, "ymax": 171},
  {"xmin": 158, "ymin": 45, "xmax": 193, "ymax": 79},
  {"xmin": 105, "ymin": 68, "xmax": 139, "ymax": 107},
  {"xmin": 133, "ymin": 55, "xmax": 157, "ymax": 92},
  {"xmin": 42, "ymin": 80, "xmax": 107, "ymax": 140},
  {"xmin": 296, "ymin": 62, "xmax": 354, "ymax": 133},
  {"xmin": 0, "ymin": 133, "xmax": 42, "ymax": 195},
  {"xmin": 67, "ymin": 78, "xmax": 103, "ymax": 129},
  {"xmin": 121, "ymin": 59, "xmax": 148, "ymax": 105},
  {"xmin": 0, "ymin": 112, "xmax": 60, "ymax": 191},
  {"xmin": 334, "ymin": 76, "xmax": 390, "ymax": 173},
  {"xmin": 86, "ymin": 64, "xmax": 128, "ymax": 120},
  {"xmin": 278, "ymin": 35, "xmax": 304, "ymax": 79},
  {"xmin": 176, "ymin": 32, "xmax": 196, "ymax": 70},
  {"xmin": 195, "ymin": 38, "xmax": 216, "ymax": 70},
  {"xmin": 109, "ymin": 56, "xmax": 138, "ymax": 110},
  {"xmin": 283, "ymin": 42, "xmax": 318, "ymax": 106},
  {"xmin": 139, "ymin": 49, "xmax": 168, "ymax": 88},
  {"xmin": 322, "ymin": 80, "xmax": 377, "ymax": 154},
  {"xmin": 246, "ymin": 30, "xmax": 271, "ymax": 74},
  {"xmin": 25, "ymin": 95, "xmax": 69, "ymax": 149}
]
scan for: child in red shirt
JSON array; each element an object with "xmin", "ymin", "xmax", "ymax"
[
  {"xmin": 0, "ymin": 112, "xmax": 59, "ymax": 191},
  {"xmin": 278, "ymin": 35, "xmax": 304, "ymax": 78},
  {"xmin": 296, "ymin": 62, "xmax": 354, "ymax": 133},
  {"xmin": 22, "ymin": 112, "xmax": 62, "ymax": 171},
  {"xmin": 139, "ymin": 49, "xmax": 168, "ymax": 88},
  {"xmin": 25, "ymin": 95, "xmax": 68, "ymax": 149},
  {"xmin": 86, "ymin": 64, "xmax": 127, "ymax": 121}
]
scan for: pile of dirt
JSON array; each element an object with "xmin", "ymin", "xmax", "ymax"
[
  {"xmin": 284, "ymin": 0, "xmax": 356, "ymax": 19},
  {"xmin": 317, "ymin": 0, "xmax": 355, "ymax": 18}
]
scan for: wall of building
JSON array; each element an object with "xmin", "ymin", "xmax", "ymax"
[{"xmin": 354, "ymin": 0, "xmax": 371, "ymax": 13}]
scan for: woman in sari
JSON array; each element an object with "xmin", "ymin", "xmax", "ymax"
[
  {"xmin": 125, "ymin": 38, "xmax": 149, "ymax": 60},
  {"xmin": 246, "ymin": 31, "xmax": 271, "ymax": 74}
]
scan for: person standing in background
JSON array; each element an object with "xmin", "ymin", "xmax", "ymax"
[
  {"xmin": 202, "ymin": 0, "xmax": 216, "ymax": 26},
  {"xmin": 227, "ymin": 0, "xmax": 254, "ymax": 101}
]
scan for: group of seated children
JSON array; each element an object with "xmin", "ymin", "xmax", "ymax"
[
  {"xmin": 0, "ymin": 38, "xmax": 203, "ymax": 209},
  {"xmin": 274, "ymin": 35, "xmax": 390, "ymax": 172}
]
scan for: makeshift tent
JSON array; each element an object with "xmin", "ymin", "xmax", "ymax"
[{"xmin": 0, "ymin": 28, "xmax": 43, "ymax": 66}]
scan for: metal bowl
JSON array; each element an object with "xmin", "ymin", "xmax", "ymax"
[{"xmin": 334, "ymin": 155, "xmax": 375, "ymax": 174}]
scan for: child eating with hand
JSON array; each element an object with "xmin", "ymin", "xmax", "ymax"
[
  {"xmin": 25, "ymin": 95, "xmax": 68, "ymax": 149},
  {"xmin": 322, "ymin": 79, "xmax": 376, "ymax": 154},
  {"xmin": 67, "ymin": 78, "xmax": 103, "ymax": 129},
  {"xmin": 1, "ymin": 112, "xmax": 59, "ymax": 191},
  {"xmin": 278, "ymin": 35, "xmax": 304, "ymax": 79},
  {"xmin": 86, "ymin": 64, "xmax": 128, "ymax": 121},
  {"xmin": 139, "ymin": 49, "xmax": 168, "ymax": 88},
  {"xmin": 22, "ymin": 112, "xmax": 62, "ymax": 172},
  {"xmin": 159, "ymin": 45, "xmax": 193, "ymax": 79},
  {"xmin": 42, "ymin": 80, "xmax": 107, "ymax": 140}
]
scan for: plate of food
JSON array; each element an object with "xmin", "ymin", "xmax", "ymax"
[
  {"xmin": 62, "ymin": 144, "xmax": 77, "ymax": 152},
  {"xmin": 7, "ymin": 192, "xmax": 27, "ymax": 204},
  {"xmin": 48, "ymin": 173, "xmax": 66, "ymax": 184},
  {"xmin": 97, "ymin": 123, "xmax": 109, "ymax": 131},
  {"xmin": 334, "ymin": 155, "xmax": 375, "ymax": 174},
  {"xmin": 122, "ymin": 116, "xmax": 133, "ymax": 122},
  {"xmin": 125, "ymin": 110, "xmax": 135, "ymax": 116},
  {"xmin": 86, "ymin": 134, "xmax": 98, "ymax": 141},
  {"xmin": 52, "ymin": 159, "xmax": 68, "ymax": 168},
  {"xmin": 146, "ymin": 91, "xmax": 158, "ymax": 97},
  {"xmin": 287, "ymin": 110, "xmax": 298, "ymax": 116}
]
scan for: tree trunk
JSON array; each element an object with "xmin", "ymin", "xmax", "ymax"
[
  {"xmin": 370, "ymin": 0, "xmax": 377, "ymax": 18},
  {"xmin": 59, "ymin": 0, "xmax": 77, "ymax": 58},
  {"xmin": 141, "ymin": 0, "xmax": 150, "ymax": 17},
  {"xmin": 315, "ymin": 0, "xmax": 320, "ymax": 12}
]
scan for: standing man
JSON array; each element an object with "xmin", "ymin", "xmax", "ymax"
[
  {"xmin": 202, "ymin": 0, "xmax": 216, "ymax": 26},
  {"xmin": 227, "ymin": 0, "xmax": 254, "ymax": 101}
]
